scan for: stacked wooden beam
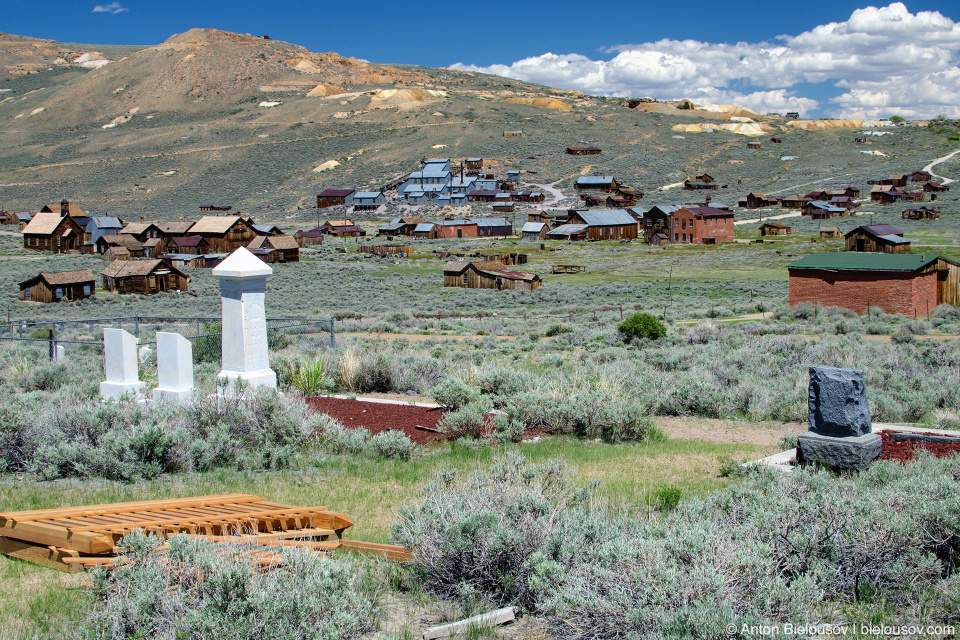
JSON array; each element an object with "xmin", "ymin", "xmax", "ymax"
[{"xmin": 0, "ymin": 494, "xmax": 410, "ymax": 572}]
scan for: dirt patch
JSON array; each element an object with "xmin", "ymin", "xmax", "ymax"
[
  {"xmin": 880, "ymin": 430, "xmax": 960, "ymax": 463},
  {"xmin": 305, "ymin": 396, "xmax": 446, "ymax": 445},
  {"xmin": 656, "ymin": 416, "xmax": 799, "ymax": 447}
]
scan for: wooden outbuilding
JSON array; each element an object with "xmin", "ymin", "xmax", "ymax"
[
  {"xmin": 574, "ymin": 176, "xmax": 620, "ymax": 192},
  {"xmin": 521, "ymin": 222, "xmax": 548, "ymax": 241},
  {"xmin": 902, "ymin": 206, "xmax": 940, "ymax": 220},
  {"xmin": 101, "ymin": 259, "xmax": 189, "ymax": 295},
  {"xmin": 19, "ymin": 270, "xmax": 95, "ymax": 303},
  {"xmin": 412, "ymin": 222, "xmax": 439, "ymax": 239},
  {"xmin": 910, "ymin": 171, "xmax": 932, "ymax": 182},
  {"xmin": 746, "ymin": 141, "xmax": 762, "ymax": 150},
  {"xmin": 294, "ymin": 229, "xmax": 325, "ymax": 247},
  {"xmin": 21, "ymin": 212, "xmax": 86, "ymax": 253},
  {"xmin": 780, "ymin": 195, "xmax": 809, "ymax": 209},
  {"xmin": 247, "ymin": 235, "xmax": 300, "ymax": 263},
  {"xmin": 923, "ymin": 181, "xmax": 949, "ymax": 193},
  {"xmin": 188, "ymin": 215, "xmax": 258, "ymax": 252},
  {"xmin": 819, "ymin": 226, "xmax": 842, "ymax": 239},
  {"xmin": 547, "ymin": 209, "xmax": 638, "ymax": 241},
  {"xmin": 759, "ymin": 222, "xmax": 796, "ymax": 236},
  {"xmin": 103, "ymin": 246, "xmax": 131, "ymax": 262},
  {"xmin": 788, "ymin": 253, "xmax": 960, "ymax": 316},
  {"xmin": 443, "ymin": 260, "xmax": 542, "ymax": 291},
  {"xmin": 316, "ymin": 189, "xmax": 356, "ymax": 208},
  {"xmin": 845, "ymin": 225, "xmax": 911, "ymax": 254},
  {"xmin": 566, "ymin": 147, "xmax": 602, "ymax": 155}
]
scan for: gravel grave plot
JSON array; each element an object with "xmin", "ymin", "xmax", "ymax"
[
  {"xmin": 305, "ymin": 396, "xmax": 447, "ymax": 445},
  {"xmin": 880, "ymin": 430, "xmax": 960, "ymax": 463}
]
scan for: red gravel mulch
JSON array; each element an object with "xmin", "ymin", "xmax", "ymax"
[
  {"xmin": 304, "ymin": 396, "xmax": 448, "ymax": 445},
  {"xmin": 880, "ymin": 430, "xmax": 960, "ymax": 463}
]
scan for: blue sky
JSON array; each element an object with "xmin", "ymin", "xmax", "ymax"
[{"xmin": 2, "ymin": 0, "xmax": 959, "ymax": 118}]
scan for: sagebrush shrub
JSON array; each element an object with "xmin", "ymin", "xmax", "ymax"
[
  {"xmin": 618, "ymin": 313, "xmax": 667, "ymax": 342},
  {"xmin": 431, "ymin": 376, "xmax": 479, "ymax": 409},
  {"xmin": 367, "ymin": 429, "xmax": 413, "ymax": 460}
]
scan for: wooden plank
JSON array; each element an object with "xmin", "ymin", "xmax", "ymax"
[
  {"xmin": 0, "ymin": 494, "xmax": 264, "ymax": 523},
  {"xmin": 0, "ymin": 536, "xmax": 83, "ymax": 573},
  {"xmin": 172, "ymin": 528, "xmax": 336, "ymax": 542},
  {"xmin": 339, "ymin": 540, "xmax": 413, "ymax": 562},
  {"xmin": 67, "ymin": 507, "xmax": 344, "ymax": 534},
  {"xmin": 422, "ymin": 607, "xmax": 517, "ymax": 639},
  {"xmin": 61, "ymin": 556, "xmax": 116, "ymax": 568},
  {"xmin": 0, "ymin": 520, "xmax": 114, "ymax": 554}
]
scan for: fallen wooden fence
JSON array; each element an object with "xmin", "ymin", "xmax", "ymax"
[
  {"xmin": 0, "ymin": 494, "xmax": 411, "ymax": 572},
  {"xmin": 552, "ymin": 264, "xmax": 586, "ymax": 274},
  {"xmin": 358, "ymin": 245, "xmax": 412, "ymax": 256}
]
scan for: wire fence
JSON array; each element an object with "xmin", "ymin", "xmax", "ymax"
[{"xmin": 0, "ymin": 315, "xmax": 335, "ymax": 360}]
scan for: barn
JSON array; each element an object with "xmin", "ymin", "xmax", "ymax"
[
  {"xmin": 788, "ymin": 253, "xmax": 960, "ymax": 316},
  {"xmin": 443, "ymin": 261, "xmax": 542, "ymax": 291},
  {"xmin": 101, "ymin": 259, "xmax": 189, "ymax": 295},
  {"xmin": 845, "ymin": 225, "xmax": 911, "ymax": 254},
  {"xmin": 19, "ymin": 270, "xmax": 96, "ymax": 303}
]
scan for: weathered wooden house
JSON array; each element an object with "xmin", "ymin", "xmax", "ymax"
[
  {"xmin": 319, "ymin": 219, "xmax": 366, "ymax": 237},
  {"xmin": 759, "ymin": 222, "xmax": 796, "ymax": 236},
  {"xmin": 521, "ymin": 222, "xmax": 548, "ymax": 241},
  {"xmin": 96, "ymin": 234, "xmax": 145, "ymax": 257},
  {"xmin": 492, "ymin": 201, "xmax": 516, "ymax": 213},
  {"xmin": 252, "ymin": 223, "xmax": 283, "ymax": 236},
  {"xmin": 511, "ymin": 190, "xmax": 545, "ymax": 203},
  {"xmin": 923, "ymin": 181, "xmax": 949, "ymax": 193},
  {"xmin": 22, "ymin": 212, "xmax": 86, "ymax": 253},
  {"xmin": 443, "ymin": 260, "xmax": 542, "ymax": 291},
  {"xmin": 474, "ymin": 217, "xmax": 512, "ymax": 237},
  {"xmin": 910, "ymin": 171, "xmax": 932, "ymax": 183},
  {"xmin": 157, "ymin": 253, "xmax": 207, "ymax": 268},
  {"xmin": 878, "ymin": 174, "xmax": 908, "ymax": 188},
  {"xmin": 805, "ymin": 190, "xmax": 830, "ymax": 201},
  {"xmin": 39, "ymin": 199, "xmax": 85, "ymax": 217},
  {"xmin": 902, "ymin": 206, "xmax": 941, "ymax": 220},
  {"xmin": 780, "ymin": 195, "xmax": 809, "ymax": 209},
  {"xmin": 740, "ymin": 193, "xmax": 779, "ymax": 209},
  {"xmin": 19, "ymin": 270, "xmax": 96, "ymax": 303},
  {"xmin": 746, "ymin": 141, "xmax": 762, "ymax": 150},
  {"xmin": 788, "ymin": 253, "xmax": 960, "ymax": 316},
  {"xmin": 247, "ymin": 234, "xmax": 300, "ymax": 263},
  {"xmin": 605, "ymin": 195, "xmax": 634, "ymax": 208},
  {"xmin": 158, "ymin": 221, "xmax": 196, "ymax": 239},
  {"xmin": 412, "ymin": 223, "xmax": 439, "ymax": 239},
  {"xmin": 566, "ymin": 147, "xmax": 602, "ymax": 155},
  {"xmin": 845, "ymin": 225, "xmax": 911, "ymax": 254},
  {"xmin": 870, "ymin": 186, "xmax": 906, "ymax": 205},
  {"xmin": 120, "ymin": 221, "xmax": 162, "ymax": 243},
  {"xmin": 103, "ymin": 246, "xmax": 131, "ymax": 262},
  {"xmin": 819, "ymin": 226, "xmax": 842, "ymax": 239},
  {"xmin": 527, "ymin": 211, "xmax": 554, "ymax": 224},
  {"xmin": 101, "ymin": 259, "xmax": 189, "ymax": 295},
  {"xmin": 670, "ymin": 207, "xmax": 734, "ymax": 244},
  {"xmin": 465, "ymin": 158, "xmax": 483, "ymax": 174},
  {"xmin": 316, "ymin": 189, "xmax": 356, "ymax": 208},
  {"xmin": 188, "ymin": 216, "xmax": 258, "ymax": 252},
  {"xmin": 163, "ymin": 235, "xmax": 210, "ymax": 255},
  {"xmin": 638, "ymin": 205, "xmax": 679, "ymax": 243},
  {"xmin": 377, "ymin": 217, "xmax": 422, "ymax": 236},
  {"xmin": 3, "ymin": 211, "xmax": 34, "ymax": 229},
  {"xmin": 547, "ymin": 209, "xmax": 638, "ymax": 241},
  {"xmin": 294, "ymin": 229, "xmax": 325, "ymax": 247},
  {"xmin": 574, "ymin": 176, "xmax": 620, "ymax": 192},
  {"xmin": 803, "ymin": 201, "xmax": 847, "ymax": 218}
]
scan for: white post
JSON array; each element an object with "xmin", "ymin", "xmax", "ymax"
[
  {"xmin": 153, "ymin": 332, "xmax": 194, "ymax": 403},
  {"xmin": 100, "ymin": 328, "xmax": 145, "ymax": 400},
  {"xmin": 212, "ymin": 247, "xmax": 277, "ymax": 393}
]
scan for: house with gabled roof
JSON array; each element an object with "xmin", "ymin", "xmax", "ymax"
[
  {"xmin": 845, "ymin": 225, "xmax": 911, "ymax": 254},
  {"xmin": 521, "ymin": 222, "xmax": 548, "ymax": 241},
  {"xmin": 443, "ymin": 260, "xmax": 542, "ymax": 291},
  {"xmin": 120, "ymin": 221, "xmax": 162, "ymax": 243},
  {"xmin": 319, "ymin": 219, "xmax": 366, "ymax": 237},
  {"xmin": 316, "ymin": 189, "xmax": 355, "ymax": 208},
  {"xmin": 39, "ymin": 199, "xmax": 85, "ymax": 217},
  {"xmin": 803, "ymin": 200, "xmax": 848, "ymax": 219},
  {"xmin": 547, "ymin": 209, "xmax": 637, "ymax": 241},
  {"xmin": 188, "ymin": 215, "xmax": 258, "ymax": 252},
  {"xmin": 96, "ymin": 234, "xmax": 146, "ymax": 257},
  {"xmin": 19, "ymin": 270, "xmax": 96, "ymax": 303},
  {"xmin": 101, "ymin": 259, "xmax": 189, "ymax": 295},
  {"xmin": 248, "ymin": 234, "xmax": 300, "ymax": 263},
  {"xmin": 22, "ymin": 212, "xmax": 86, "ymax": 253},
  {"xmin": 574, "ymin": 176, "xmax": 620, "ymax": 192},
  {"xmin": 378, "ymin": 217, "xmax": 422, "ymax": 236}
]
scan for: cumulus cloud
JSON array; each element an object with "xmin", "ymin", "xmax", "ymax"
[
  {"xmin": 92, "ymin": 2, "xmax": 128, "ymax": 13},
  {"xmin": 450, "ymin": 3, "xmax": 960, "ymax": 118}
]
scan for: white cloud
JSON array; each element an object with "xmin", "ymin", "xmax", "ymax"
[
  {"xmin": 92, "ymin": 2, "xmax": 128, "ymax": 14},
  {"xmin": 450, "ymin": 3, "xmax": 960, "ymax": 118}
]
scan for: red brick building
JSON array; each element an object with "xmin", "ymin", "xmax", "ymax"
[
  {"xmin": 670, "ymin": 207, "xmax": 734, "ymax": 244},
  {"xmin": 788, "ymin": 253, "xmax": 960, "ymax": 317}
]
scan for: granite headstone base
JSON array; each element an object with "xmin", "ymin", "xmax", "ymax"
[{"xmin": 797, "ymin": 431, "xmax": 881, "ymax": 472}]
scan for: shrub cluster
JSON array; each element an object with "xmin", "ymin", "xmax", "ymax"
[
  {"xmin": 394, "ymin": 454, "xmax": 960, "ymax": 639},
  {"xmin": 82, "ymin": 532, "xmax": 382, "ymax": 640}
]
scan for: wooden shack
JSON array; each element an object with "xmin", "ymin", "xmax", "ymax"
[
  {"xmin": 819, "ymin": 226, "xmax": 842, "ymax": 239},
  {"xmin": 101, "ymin": 259, "xmax": 189, "ymax": 295},
  {"xmin": 120, "ymin": 221, "xmax": 162, "ymax": 243},
  {"xmin": 163, "ymin": 235, "xmax": 210, "ymax": 255},
  {"xmin": 294, "ymin": 229, "xmax": 325, "ymax": 247},
  {"xmin": 521, "ymin": 222, "xmax": 548, "ymax": 241},
  {"xmin": 902, "ymin": 206, "xmax": 941, "ymax": 220},
  {"xmin": 103, "ymin": 246, "xmax": 131, "ymax": 262},
  {"xmin": 188, "ymin": 216, "xmax": 258, "ymax": 252},
  {"xmin": 21, "ymin": 212, "xmax": 87, "ymax": 253},
  {"xmin": 742, "ymin": 193, "xmax": 779, "ymax": 209},
  {"xmin": 96, "ymin": 234, "xmax": 145, "ymax": 258},
  {"xmin": 747, "ymin": 141, "xmax": 762, "ymax": 150},
  {"xmin": 923, "ymin": 181, "xmax": 949, "ymax": 193},
  {"xmin": 320, "ymin": 219, "xmax": 366, "ymax": 237},
  {"xmin": 503, "ymin": 131, "xmax": 522, "ymax": 137},
  {"xmin": 316, "ymin": 189, "xmax": 355, "ymax": 208},
  {"xmin": 19, "ymin": 270, "xmax": 95, "ymax": 303},
  {"xmin": 247, "ymin": 234, "xmax": 300, "ymax": 263},
  {"xmin": 759, "ymin": 222, "xmax": 796, "ymax": 236},
  {"xmin": 412, "ymin": 223, "xmax": 439, "ymax": 239},
  {"xmin": 845, "ymin": 225, "xmax": 911, "ymax": 254},
  {"xmin": 443, "ymin": 260, "xmax": 542, "ymax": 291},
  {"xmin": 910, "ymin": 171, "xmax": 932, "ymax": 182},
  {"xmin": 566, "ymin": 147, "xmax": 602, "ymax": 155}
]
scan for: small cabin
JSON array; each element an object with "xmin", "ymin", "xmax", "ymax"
[
  {"xmin": 352, "ymin": 191, "xmax": 385, "ymax": 210},
  {"xmin": 443, "ymin": 260, "xmax": 542, "ymax": 291},
  {"xmin": 412, "ymin": 223, "xmax": 439, "ymax": 239},
  {"xmin": 845, "ymin": 225, "xmax": 911, "ymax": 254},
  {"xmin": 521, "ymin": 222, "xmax": 548, "ymax": 241},
  {"xmin": 247, "ymin": 234, "xmax": 300, "ymax": 263},
  {"xmin": 316, "ymin": 189, "xmax": 356, "ymax": 208},
  {"xmin": 924, "ymin": 181, "xmax": 949, "ymax": 193},
  {"xmin": 819, "ymin": 226, "xmax": 842, "ymax": 239},
  {"xmin": 910, "ymin": 171, "xmax": 932, "ymax": 183},
  {"xmin": 19, "ymin": 270, "xmax": 95, "ymax": 303},
  {"xmin": 759, "ymin": 222, "xmax": 796, "ymax": 236},
  {"xmin": 294, "ymin": 229, "xmax": 325, "ymax": 247},
  {"xmin": 101, "ymin": 259, "xmax": 189, "ymax": 295},
  {"xmin": 746, "ymin": 141, "xmax": 762, "ymax": 150}
]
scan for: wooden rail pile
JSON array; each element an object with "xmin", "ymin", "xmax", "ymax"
[
  {"xmin": 358, "ymin": 245, "xmax": 412, "ymax": 256},
  {"xmin": 0, "ymin": 494, "xmax": 411, "ymax": 573},
  {"xmin": 552, "ymin": 264, "xmax": 586, "ymax": 274}
]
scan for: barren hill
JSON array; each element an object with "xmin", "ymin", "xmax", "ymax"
[{"xmin": 0, "ymin": 29, "xmax": 949, "ymax": 220}]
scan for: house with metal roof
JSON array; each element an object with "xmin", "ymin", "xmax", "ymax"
[
  {"xmin": 845, "ymin": 225, "xmax": 911, "ymax": 254},
  {"xmin": 521, "ymin": 222, "xmax": 548, "ymax": 241},
  {"xmin": 316, "ymin": 189, "xmax": 355, "ymax": 208},
  {"xmin": 85, "ymin": 216, "xmax": 123, "ymax": 246},
  {"xmin": 473, "ymin": 217, "xmax": 512, "ymax": 237},
  {"xmin": 352, "ymin": 191, "xmax": 385, "ymax": 209},
  {"xmin": 412, "ymin": 222, "xmax": 439, "ymax": 239},
  {"xmin": 377, "ymin": 217, "xmax": 422, "ymax": 236},
  {"xmin": 546, "ymin": 209, "xmax": 637, "ymax": 241},
  {"xmin": 574, "ymin": 176, "xmax": 620, "ymax": 192},
  {"xmin": 788, "ymin": 252, "xmax": 960, "ymax": 316},
  {"xmin": 802, "ymin": 200, "xmax": 848, "ymax": 219}
]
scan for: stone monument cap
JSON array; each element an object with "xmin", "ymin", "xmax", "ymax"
[{"xmin": 212, "ymin": 246, "xmax": 272, "ymax": 280}]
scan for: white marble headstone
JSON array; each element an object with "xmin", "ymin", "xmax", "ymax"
[
  {"xmin": 100, "ymin": 328, "xmax": 145, "ymax": 400},
  {"xmin": 53, "ymin": 344, "xmax": 65, "ymax": 363},
  {"xmin": 153, "ymin": 332, "xmax": 194, "ymax": 404},
  {"xmin": 212, "ymin": 247, "xmax": 277, "ymax": 393}
]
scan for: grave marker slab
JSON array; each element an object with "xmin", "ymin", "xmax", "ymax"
[
  {"xmin": 153, "ymin": 332, "xmax": 194, "ymax": 404},
  {"xmin": 100, "ymin": 328, "xmax": 145, "ymax": 400}
]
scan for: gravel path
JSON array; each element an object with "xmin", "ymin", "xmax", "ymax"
[{"xmin": 923, "ymin": 147, "xmax": 960, "ymax": 185}]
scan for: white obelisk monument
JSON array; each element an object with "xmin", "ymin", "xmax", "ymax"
[{"xmin": 212, "ymin": 247, "xmax": 277, "ymax": 393}]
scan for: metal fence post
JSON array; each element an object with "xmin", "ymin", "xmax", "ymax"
[
  {"xmin": 49, "ymin": 325, "xmax": 56, "ymax": 361},
  {"xmin": 135, "ymin": 316, "xmax": 140, "ymax": 339},
  {"xmin": 330, "ymin": 319, "xmax": 335, "ymax": 348}
]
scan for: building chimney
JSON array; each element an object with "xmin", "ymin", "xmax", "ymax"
[{"xmin": 140, "ymin": 216, "xmax": 145, "ymax": 223}]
